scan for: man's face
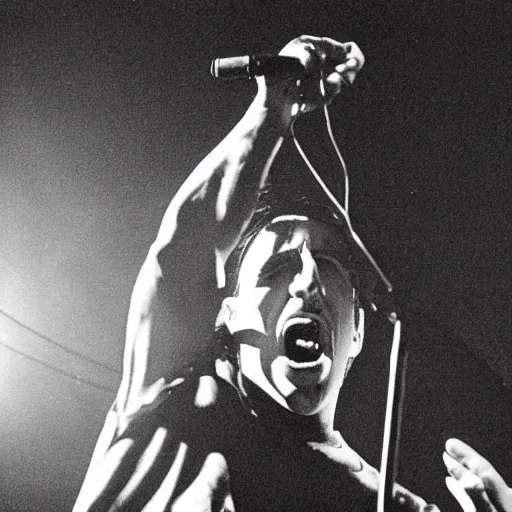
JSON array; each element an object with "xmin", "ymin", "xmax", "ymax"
[{"xmin": 227, "ymin": 215, "xmax": 362, "ymax": 416}]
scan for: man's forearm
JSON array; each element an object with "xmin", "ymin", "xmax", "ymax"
[
  {"xmin": 154, "ymin": 84, "xmax": 291, "ymax": 271},
  {"xmin": 207, "ymin": 87, "xmax": 290, "ymax": 257}
]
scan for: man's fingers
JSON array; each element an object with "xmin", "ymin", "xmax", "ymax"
[
  {"xmin": 444, "ymin": 451, "xmax": 483, "ymax": 486},
  {"xmin": 343, "ymin": 44, "xmax": 365, "ymax": 71},
  {"xmin": 298, "ymin": 35, "xmax": 347, "ymax": 62},
  {"xmin": 294, "ymin": 35, "xmax": 364, "ymax": 73},
  {"xmin": 446, "ymin": 476, "xmax": 478, "ymax": 512},
  {"xmin": 322, "ymin": 55, "xmax": 363, "ymax": 99},
  {"xmin": 314, "ymin": 36, "xmax": 364, "ymax": 67},
  {"xmin": 334, "ymin": 57, "xmax": 360, "ymax": 85},
  {"xmin": 446, "ymin": 439, "xmax": 512, "ymax": 509},
  {"xmin": 446, "ymin": 439, "xmax": 493, "ymax": 473},
  {"xmin": 444, "ymin": 452, "xmax": 499, "ymax": 512}
]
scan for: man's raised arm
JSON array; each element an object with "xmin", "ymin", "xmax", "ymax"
[
  {"xmin": 118, "ymin": 81, "xmax": 289, "ymax": 405},
  {"xmin": 117, "ymin": 36, "xmax": 364, "ymax": 413}
]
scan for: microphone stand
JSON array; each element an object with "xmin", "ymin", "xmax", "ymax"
[{"xmin": 376, "ymin": 308, "xmax": 409, "ymax": 512}]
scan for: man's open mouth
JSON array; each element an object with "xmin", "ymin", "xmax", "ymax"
[{"xmin": 283, "ymin": 318, "xmax": 325, "ymax": 363}]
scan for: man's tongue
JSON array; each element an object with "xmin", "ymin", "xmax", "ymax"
[{"xmin": 283, "ymin": 320, "xmax": 324, "ymax": 363}]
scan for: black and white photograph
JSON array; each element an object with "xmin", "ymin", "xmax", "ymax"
[{"xmin": 0, "ymin": 1, "xmax": 510, "ymax": 510}]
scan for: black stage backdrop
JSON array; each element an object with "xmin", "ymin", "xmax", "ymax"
[{"xmin": 0, "ymin": 1, "xmax": 510, "ymax": 510}]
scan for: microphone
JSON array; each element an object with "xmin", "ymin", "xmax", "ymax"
[{"xmin": 210, "ymin": 54, "xmax": 305, "ymax": 80}]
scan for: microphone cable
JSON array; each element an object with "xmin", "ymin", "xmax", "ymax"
[
  {"xmin": 290, "ymin": 71, "xmax": 406, "ymax": 512},
  {"xmin": 289, "ymin": 71, "xmax": 393, "ymax": 294}
]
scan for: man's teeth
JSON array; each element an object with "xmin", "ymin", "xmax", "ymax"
[{"xmin": 296, "ymin": 339, "xmax": 321, "ymax": 351}]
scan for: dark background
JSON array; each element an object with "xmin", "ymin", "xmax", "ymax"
[{"xmin": 0, "ymin": 0, "xmax": 510, "ymax": 510}]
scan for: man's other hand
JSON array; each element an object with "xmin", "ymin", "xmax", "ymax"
[{"xmin": 443, "ymin": 438, "xmax": 512, "ymax": 512}]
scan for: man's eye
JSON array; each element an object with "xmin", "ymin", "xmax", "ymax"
[{"xmin": 258, "ymin": 252, "xmax": 300, "ymax": 281}]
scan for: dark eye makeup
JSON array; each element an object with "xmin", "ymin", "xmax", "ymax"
[{"xmin": 257, "ymin": 250, "xmax": 301, "ymax": 282}]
